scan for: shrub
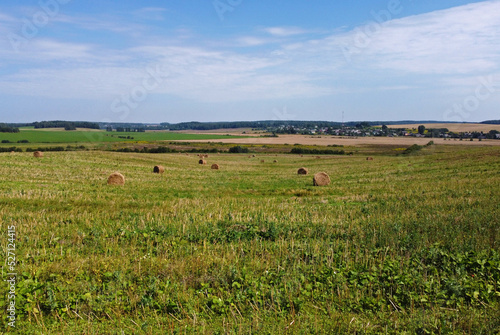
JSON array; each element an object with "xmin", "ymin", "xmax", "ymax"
[
  {"xmin": 402, "ymin": 144, "xmax": 423, "ymax": 155},
  {"xmin": 229, "ymin": 146, "xmax": 249, "ymax": 153}
]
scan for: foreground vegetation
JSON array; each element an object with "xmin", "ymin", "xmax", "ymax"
[{"xmin": 0, "ymin": 144, "xmax": 499, "ymax": 334}]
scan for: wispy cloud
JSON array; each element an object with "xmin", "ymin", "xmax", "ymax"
[
  {"xmin": 235, "ymin": 36, "xmax": 274, "ymax": 47},
  {"xmin": 53, "ymin": 13, "xmax": 148, "ymax": 35},
  {"xmin": 263, "ymin": 26, "xmax": 309, "ymax": 37},
  {"xmin": 0, "ymin": 1, "xmax": 499, "ymax": 113},
  {"xmin": 332, "ymin": 0, "xmax": 500, "ymax": 74}
]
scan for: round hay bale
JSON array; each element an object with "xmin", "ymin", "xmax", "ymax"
[
  {"xmin": 108, "ymin": 172, "xmax": 125, "ymax": 186},
  {"xmin": 273, "ymin": 160, "xmax": 278, "ymax": 163},
  {"xmin": 211, "ymin": 163, "xmax": 220, "ymax": 170},
  {"xmin": 199, "ymin": 159, "xmax": 207, "ymax": 165},
  {"xmin": 153, "ymin": 165, "xmax": 165, "ymax": 174},
  {"xmin": 366, "ymin": 157, "xmax": 374, "ymax": 161},
  {"xmin": 297, "ymin": 167, "xmax": 309, "ymax": 175},
  {"xmin": 252, "ymin": 155, "xmax": 256, "ymax": 157},
  {"xmin": 313, "ymin": 172, "xmax": 330, "ymax": 186},
  {"xmin": 33, "ymin": 151, "xmax": 44, "ymax": 158}
]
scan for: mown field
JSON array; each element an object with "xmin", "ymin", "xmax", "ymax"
[
  {"xmin": 0, "ymin": 145, "xmax": 499, "ymax": 334},
  {"xmin": 0, "ymin": 129, "xmax": 243, "ymax": 145}
]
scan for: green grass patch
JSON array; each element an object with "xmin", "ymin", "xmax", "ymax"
[{"xmin": 0, "ymin": 130, "xmax": 245, "ymax": 145}]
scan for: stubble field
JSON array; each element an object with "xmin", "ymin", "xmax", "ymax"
[{"xmin": 0, "ymin": 145, "xmax": 499, "ymax": 334}]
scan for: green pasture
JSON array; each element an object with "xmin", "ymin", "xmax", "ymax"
[
  {"xmin": 0, "ymin": 145, "xmax": 499, "ymax": 334},
  {"xmin": 0, "ymin": 129, "xmax": 243, "ymax": 145}
]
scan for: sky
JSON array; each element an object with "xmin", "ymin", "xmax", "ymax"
[{"xmin": 0, "ymin": 0, "xmax": 499, "ymax": 124}]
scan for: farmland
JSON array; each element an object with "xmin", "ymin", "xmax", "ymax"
[
  {"xmin": 0, "ymin": 129, "xmax": 244, "ymax": 146},
  {"xmin": 0, "ymin": 141, "xmax": 499, "ymax": 333}
]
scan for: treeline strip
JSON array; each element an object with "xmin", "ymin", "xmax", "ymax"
[
  {"xmin": 33, "ymin": 121, "xmax": 100, "ymax": 129},
  {"xmin": 0, "ymin": 145, "xmax": 87, "ymax": 153},
  {"xmin": 290, "ymin": 148, "xmax": 349, "ymax": 155},
  {"xmin": 0, "ymin": 124, "xmax": 20, "ymax": 133}
]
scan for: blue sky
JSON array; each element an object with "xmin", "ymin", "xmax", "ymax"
[{"xmin": 0, "ymin": 0, "xmax": 499, "ymax": 123}]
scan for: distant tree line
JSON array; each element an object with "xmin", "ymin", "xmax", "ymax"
[
  {"xmin": 481, "ymin": 120, "xmax": 500, "ymax": 124},
  {"xmin": 33, "ymin": 121, "xmax": 100, "ymax": 130},
  {"xmin": 0, "ymin": 124, "xmax": 20, "ymax": 133}
]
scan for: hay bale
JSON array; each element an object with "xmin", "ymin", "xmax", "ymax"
[
  {"xmin": 366, "ymin": 157, "xmax": 374, "ymax": 161},
  {"xmin": 211, "ymin": 163, "xmax": 220, "ymax": 170},
  {"xmin": 273, "ymin": 160, "xmax": 278, "ymax": 163},
  {"xmin": 108, "ymin": 172, "xmax": 125, "ymax": 185},
  {"xmin": 33, "ymin": 151, "xmax": 44, "ymax": 158},
  {"xmin": 297, "ymin": 167, "xmax": 309, "ymax": 175},
  {"xmin": 153, "ymin": 165, "xmax": 165, "ymax": 174},
  {"xmin": 199, "ymin": 159, "xmax": 207, "ymax": 165},
  {"xmin": 313, "ymin": 172, "xmax": 330, "ymax": 186}
]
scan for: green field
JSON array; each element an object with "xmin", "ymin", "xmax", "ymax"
[
  {"xmin": 0, "ymin": 129, "xmax": 243, "ymax": 145},
  {"xmin": 0, "ymin": 145, "xmax": 499, "ymax": 333}
]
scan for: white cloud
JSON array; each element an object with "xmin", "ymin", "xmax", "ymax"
[
  {"xmin": 263, "ymin": 26, "xmax": 309, "ymax": 37},
  {"xmin": 236, "ymin": 36, "xmax": 274, "ymax": 47},
  {"xmin": 1, "ymin": 1, "xmax": 499, "ymax": 114},
  {"xmin": 334, "ymin": 0, "xmax": 500, "ymax": 74}
]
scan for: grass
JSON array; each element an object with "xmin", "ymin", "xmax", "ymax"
[
  {"xmin": 0, "ymin": 145, "xmax": 499, "ymax": 334},
  {"xmin": 0, "ymin": 130, "xmax": 244, "ymax": 145}
]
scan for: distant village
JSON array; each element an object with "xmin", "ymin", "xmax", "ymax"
[{"xmin": 271, "ymin": 123, "xmax": 500, "ymax": 140}]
